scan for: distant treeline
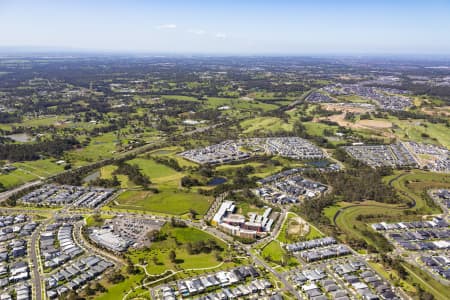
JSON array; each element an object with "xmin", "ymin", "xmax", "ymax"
[{"xmin": 0, "ymin": 137, "xmax": 79, "ymax": 161}]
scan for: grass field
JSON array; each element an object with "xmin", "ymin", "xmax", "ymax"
[
  {"xmin": 215, "ymin": 158, "xmax": 303, "ymax": 179},
  {"xmin": 105, "ymin": 155, "xmax": 213, "ymax": 216},
  {"xmin": 147, "ymin": 146, "xmax": 198, "ymax": 168},
  {"xmin": 0, "ymin": 159, "xmax": 65, "ymax": 189},
  {"xmin": 261, "ymin": 240, "xmax": 285, "ymax": 263},
  {"xmin": 390, "ymin": 118, "xmax": 450, "ymax": 148},
  {"xmin": 206, "ymin": 97, "xmax": 279, "ymax": 112},
  {"xmin": 0, "ymin": 169, "xmax": 40, "ymax": 189},
  {"xmin": 100, "ymin": 165, "xmax": 136, "ymax": 189},
  {"xmin": 85, "ymin": 214, "xmax": 114, "ymax": 227},
  {"xmin": 114, "ymin": 189, "xmax": 212, "ymax": 216},
  {"xmin": 240, "ymin": 117, "xmax": 293, "ymax": 134},
  {"xmin": 95, "ymin": 272, "xmax": 145, "ymax": 300},
  {"xmin": 260, "ymin": 240, "xmax": 298, "ymax": 267},
  {"xmin": 128, "ymin": 223, "xmax": 228, "ymax": 275},
  {"xmin": 127, "ymin": 157, "xmax": 182, "ymax": 185},
  {"xmin": 67, "ymin": 132, "xmax": 119, "ymax": 164}
]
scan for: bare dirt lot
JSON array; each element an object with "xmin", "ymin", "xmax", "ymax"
[
  {"xmin": 287, "ymin": 217, "xmax": 310, "ymax": 237},
  {"xmin": 321, "ymin": 113, "xmax": 392, "ymax": 130}
]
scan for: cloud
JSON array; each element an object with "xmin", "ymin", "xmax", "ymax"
[
  {"xmin": 187, "ymin": 29, "xmax": 206, "ymax": 35},
  {"xmin": 156, "ymin": 24, "xmax": 177, "ymax": 30},
  {"xmin": 215, "ymin": 33, "xmax": 227, "ymax": 39}
]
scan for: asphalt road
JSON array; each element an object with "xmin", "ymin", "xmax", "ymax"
[{"xmin": 30, "ymin": 225, "xmax": 42, "ymax": 300}]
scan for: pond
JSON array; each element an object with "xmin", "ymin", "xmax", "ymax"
[{"xmin": 207, "ymin": 177, "xmax": 228, "ymax": 186}]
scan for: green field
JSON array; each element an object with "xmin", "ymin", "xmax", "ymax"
[
  {"xmin": 128, "ymin": 223, "xmax": 228, "ymax": 275},
  {"xmin": 85, "ymin": 214, "xmax": 114, "ymax": 227},
  {"xmin": 240, "ymin": 117, "xmax": 293, "ymax": 134},
  {"xmin": 206, "ymin": 97, "xmax": 279, "ymax": 112},
  {"xmin": 261, "ymin": 240, "xmax": 285, "ymax": 263},
  {"xmin": 0, "ymin": 169, "xmax": 40, "ymax": 189},
  {"xmin": 114, "ymin": 189, "xmax": 212, "ymax": 216},
  {"xmin": 390, "ymin": 118, "xmax": 450, "ymax": 148}
]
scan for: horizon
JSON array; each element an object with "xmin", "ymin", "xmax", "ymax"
[{"xmin": 1, "ymin": 0, "xmax": 450, "ymax": 55}]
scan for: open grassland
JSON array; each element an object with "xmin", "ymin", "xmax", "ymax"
[
  {"xmin": 1, "ymin": 159, "xmax": 65, "ymax": 189},
  {"xmin": 240, "ymin": 117, "xmax": 293, "ymax": 134},
  {"xmin": 67, "ymin": 132, "xmax": 119, "ymax": 164},
  {"xmin": 390, "ymin": 118, "xmax": 450, "ymax": 148},
  {"xmin": 260, "ymin": 240, "xmax": 298, "ymax": 267},
  {"xmin": 13, "ymin": 159, "xmax": 64, "ymax": 177},
  {"xmin": 128, "ymin": 157, "xmax": 182, "ymax": 185},
  {"xmin": 84, "ymin": 214, "xmax": 114, "ymax": 227},
  {"xmin": 206, "ymin": 97, "xmax": 279, "ymax": 112},
  {"xmin": 128, "ymin": 223, "xmax": 228, "ymax": 275},
  {"xmin": 114, "ymin": 189, "xmax": 212, "ymax": 216},
  {"xmin": 261, "ymin": 240, "xmax": 285, "ymax": 263},
  {"xmin": 0, "ymin": 169, "xmax": 40, "ymax": 189},
  {"xmin": 105, "ymin": 155, "xmax": 212, "ymax": 216},
  {"xmin": 100, "ymin": 165, "xmax": 136, "ymax": 189},
  {"xmin": 147, "ymin": 146, "xmax": 198, "ymax": 168},
  {"xmin": 215, "ymin": 158, "xmax": 304, "ymax": 179}
]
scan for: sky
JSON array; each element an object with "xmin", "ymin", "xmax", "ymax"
[{"xmin": 0, "ymin": 0, "xmax": 449, "ymax": 55}]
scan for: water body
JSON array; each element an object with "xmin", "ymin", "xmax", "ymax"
[
  {"xmin": 207, "ymin": 177, "xmax": 227, "ymax": 186},
  {"xmin": 5, "ymin": 133, "xmax": 34, "ymax": 142}
]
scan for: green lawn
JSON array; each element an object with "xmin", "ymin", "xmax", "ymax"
[
  {"xmin": 240, "ymin": 117, "xmax": 293, "ymax": 134},
  {"xmin": 114, "ymin": 189, "xmax": 212, "ymax": 216},
  {"xmin": 13, "ymin": 159, "xmax": 65, "ymax": 177},
  {"xmin": 127, "ymin": 157, "xmax": 181, "ymax": 184},
  {"xmin": 128, "ymin": 223, "xmax": 228, "ymax": 275},
  {"xmin": 85, "ymin": 214, "xmax": 114, "ymax": 227},
  {"xmin": 261, "ymin": 240, "xmax": 285, "ymax": 263},
  {"xmin": 0, "ymin": 169, "xmax": 39, "ymax": 189}
]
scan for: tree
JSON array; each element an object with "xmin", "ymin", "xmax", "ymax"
[
  {"xmin": 188, "ymin": 209, "xmax": 198, "ymax": 220},
  {"xmin": 146, "ymin": 229, "xmax": 167, "ymax": 242},
  {"xmin": 169, "ymin": 250, "xmax": 177, "ymax": 263}
]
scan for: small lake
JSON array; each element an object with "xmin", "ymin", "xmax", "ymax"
[
  {"xmin": 207, "ymin": 177, "xmax": 228, "ymax": 186},
  {"xmin": 5, "ymin": 133, "xmax": 34, "ymax": 142}
]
